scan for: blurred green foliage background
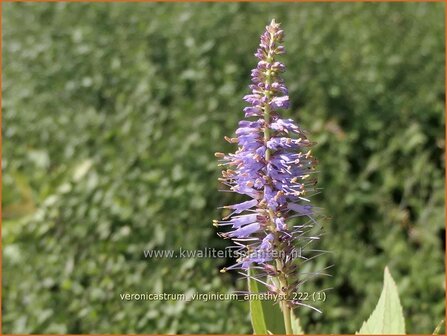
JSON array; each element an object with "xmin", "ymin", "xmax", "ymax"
[{"xmin": 2, "ymin": 2, "xmax": 445, "ymax": 334}]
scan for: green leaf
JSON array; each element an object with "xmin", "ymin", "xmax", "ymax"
[
  {"xmin": 248, "ymin": 268, "xmax": 268, "ymax": 335},
  {"xmin": 261, "ymin": 276, "xmax": 285, "ymax": 334},
  {"xmin": 262, "ymin": 298, "xmax": 286, "ymax": 334},
  {"xmin": 291, "ymin": 309, "xmax": 304, "ymax": 334},
  {"xmin": 357, "ymin": 267, "xmax": 406, "ymax": 334},
  {"xmin": 255, "ymin": 276, "xmax": 305, "ymax": 334},
  {"xmin": 432, "ymin": 319, "xmax": 444, "ymax": 335}
]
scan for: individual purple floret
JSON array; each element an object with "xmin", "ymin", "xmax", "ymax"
[{"xmin": 215, "ymin": 19, "xmax": 324, "ymax": 316}]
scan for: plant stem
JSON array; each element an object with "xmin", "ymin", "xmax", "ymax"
[
  {"xmin": 278, "ymin": 270, "xmax": 292, "ymax": 335},
  {"xmin": 281, "ymin": 300, "xmax": 293, "ymax": 335}
]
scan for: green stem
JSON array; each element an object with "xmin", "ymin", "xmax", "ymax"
[{"xmin": 281, "ymin": 300, "xmax": 293, "ymax": 335}]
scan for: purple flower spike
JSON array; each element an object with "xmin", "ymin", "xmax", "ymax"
[{"xmin": 215, "ymin": 19, "xmax": 324, "ymax": 312}]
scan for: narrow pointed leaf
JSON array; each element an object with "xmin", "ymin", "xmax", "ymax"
[
  {"xmin": 260, "ymin": 276, "xmax": 285, "ymax": 334},
  {"xmin": 248, "ymin": 268, "xmax": 268, "ymax": 335},
  {"xmin": 432, "ymin": 319, "xmax": 444, "ymax": 335}
]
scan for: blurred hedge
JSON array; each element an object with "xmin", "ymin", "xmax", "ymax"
[{"xmin": 2, "ymin": 2, "xmax": 445, "ymax": 334}]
